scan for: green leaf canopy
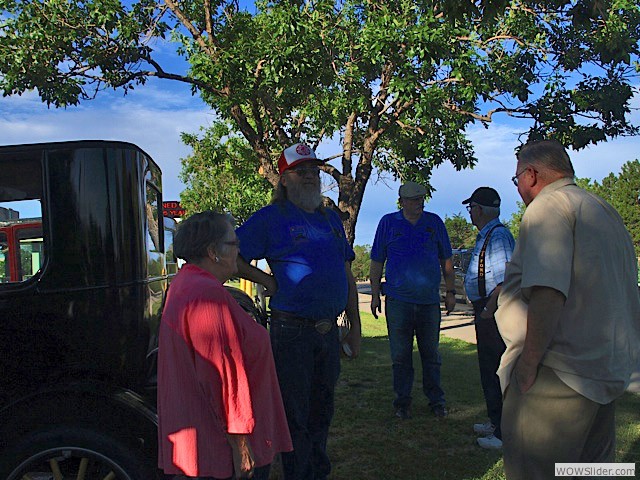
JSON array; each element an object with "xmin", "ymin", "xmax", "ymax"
[{"xmin": 2, "ymin": 0, "xmax": 639, "ymax": 243}]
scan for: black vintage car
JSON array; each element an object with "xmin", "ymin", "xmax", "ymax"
[{"xmin": 0, "ymin": 141, "xmax": 264, "ymax": 479}]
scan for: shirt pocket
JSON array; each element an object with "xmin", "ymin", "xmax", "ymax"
[
  {"xmin": 414, "ymin": 227, "xmax": 437, "ymax": 254},
  {"xmin": 289, "ymin": 225, "xmax": 309, "ymax": 245}
]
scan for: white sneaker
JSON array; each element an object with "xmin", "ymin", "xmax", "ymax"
[
  {"xmin": 477, "ymin": 434, "xmax": 503, "ymax": 450},
  {"xmin": 473, "ymin": 421, "xmax": 495, "ymax": 436}
]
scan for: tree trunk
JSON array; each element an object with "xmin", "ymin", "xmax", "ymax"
[{"xmin": 338, "ymin": 141, "xmax": 375, "ymax": 246}]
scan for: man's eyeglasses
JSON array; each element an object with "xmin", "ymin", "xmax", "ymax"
[
  {"xmin": 289, "ymin": 166, "xmax": 320, "ymax": 177},
  {"xmin": 465, "ymin": 204, "xmax": 478, "ymax": 213},
  {"xmin": 511, "ymin": 167, "xmax": 529, "ymax": 187}
]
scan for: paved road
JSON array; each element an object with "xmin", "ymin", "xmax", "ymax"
[{"xmin": 356, "ymin": 283, "xmax": 640, "ymax": 395}]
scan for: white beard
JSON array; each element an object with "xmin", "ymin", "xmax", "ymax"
[{"xmin": 287, "ymin": 180, "xmax": 322, "ymax": 211}]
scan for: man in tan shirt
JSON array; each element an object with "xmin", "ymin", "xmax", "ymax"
[{"xmin": 496, "ymin": 139, "xmax": 640, "ymax": 479}]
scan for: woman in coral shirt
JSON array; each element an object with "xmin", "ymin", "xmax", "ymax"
[{"xmin": 158, "ymin": 211, "xmax": 292, "ymax": 479}]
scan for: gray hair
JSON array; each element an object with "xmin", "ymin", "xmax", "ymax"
[
  {"xmin": 271, "ymin": 179, "xmax": 288, "ymax": 205},
  {"xmin": 517, "ymin": 139, "xmax": 575, "ymax": 177},
  {"xmin": 174, "ymin": 210, "xmax": 234, "ymax": 263},
  {"xmin": 480, "ymin": 205, "xmax": 500, "ymax": 218}
]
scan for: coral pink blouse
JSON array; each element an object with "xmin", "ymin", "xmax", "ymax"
[{"xmin": 158, "ymin": 264, "xmax": 292, "ymax": 477}]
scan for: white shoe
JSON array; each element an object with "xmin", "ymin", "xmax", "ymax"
[
  {"xmin": 473, "ymin": 421, "xmax": 495, "ymax": 436},
  {"xmin": 477, "ymin": 434, "xmax": 502, "ymax": 450}
]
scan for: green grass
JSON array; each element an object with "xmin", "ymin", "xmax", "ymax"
[{"xmin": 327, "ymin": 311, "xmax": 640, "ymax": 479}]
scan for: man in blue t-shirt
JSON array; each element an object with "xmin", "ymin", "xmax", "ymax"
[
  {"xmin": 236, "ymin": 143, "xmax": 361, "ymax": 480},
  {"xmin": 370, "ymin": 181, "xmax": 455, "ymax": 419}
]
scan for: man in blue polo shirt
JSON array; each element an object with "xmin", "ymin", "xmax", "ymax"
[
  {"xmin": 370, "ymin": 181, "xmax": 456, "ymax": 419},
  {"xmin": 236, "ymin": 143, "xmax": 361, "ymax": 480}
]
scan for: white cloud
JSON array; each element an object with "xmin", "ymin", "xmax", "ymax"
[{"xmin": 0, "ymin": 84, "xmax": 214, "ymax": 200}]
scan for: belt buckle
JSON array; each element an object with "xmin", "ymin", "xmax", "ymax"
[{"xmin": 315, "ymin": 319, "xmax": 332, "ymax": 335}]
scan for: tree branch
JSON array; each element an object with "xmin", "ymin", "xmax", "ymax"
[
  {"xmin": 251, "ymin": 98, "xmax": 265, "ymax": 140},
  {"xmin": 143, "ymin": 57, "xmax": 227, "ymax": 96},
  {"xmin": 456, "ymin": 34, "xmax": 526, "ymax": 47},
  {"xmin": 372, "ymin": 97, "xmax": 416, "ymax": 142},
  {"xmin": 443, "ymin": 102, "xmax": 529, "ymax": 121},
  {"xmin": 228, "ymin": 103, "xmax": 279, "ymax": 186},
  {"xmin": 163, "ymin": 0, "xmax": 216, "ymax": 57},
  {"xmin": 292, "ymin": 112, "xmax": 308, "ymax": 139},
  {"xmin": 203, "ymin": 0, "xmax": 214, "ymax": 43},
  {"xmin": 258, "ymin": 93, "xmax": 290, "ymax": 146},
  {"xmin": 342, "ymin": 111, "xmax": 357, "ymax": 180}
]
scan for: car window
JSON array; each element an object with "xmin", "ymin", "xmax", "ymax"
[{"xmin": 0, "ymin": 155, "xmax": 45, "ymax": 284}]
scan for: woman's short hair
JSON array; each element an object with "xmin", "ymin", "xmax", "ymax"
[{"xmin": 174, "ymin": 211, "xmax": 233, "ymax": 263}]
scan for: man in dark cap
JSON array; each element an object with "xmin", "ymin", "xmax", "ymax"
[
  {"xmin": 370, "ymin": 181, "xmax": 455, "ymax": 419},
  {"xmin": 462, "ymin": 187, "xmax": 515, "ymax": 449}
]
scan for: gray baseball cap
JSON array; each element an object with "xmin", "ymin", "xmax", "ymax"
[{"xmin": 399, "ymin": 181, "xmax": 427, "ymax": 198}]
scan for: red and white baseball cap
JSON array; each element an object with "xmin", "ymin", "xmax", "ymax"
[{"xmin": 278, "ymin": 143, "xmax": 323, "ymax": 175}]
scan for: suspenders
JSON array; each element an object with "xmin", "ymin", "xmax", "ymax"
[{"xmin": 478, "ymin": 224, "xmax": 503, "ymax": 299}]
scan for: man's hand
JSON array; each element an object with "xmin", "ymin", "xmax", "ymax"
[
  {"xmin": 516, "ymin": 286, "xmax": 565, "ymax": 394},
  {"xmin": 445, "ymin": 291, "xmax": 456, "ymax": 314},
  {"xmin": 344, "ymin": 324, "xmax": 362, "ymax": 358},
  {"xmin": 369, "ymin": 260, "xmax": 384, "ymax": 320},
  {"xmin": 370, "ymin": 294, "xmax": 381, "ymax": 319},
  {"xmin": 514, "ymin": 356, "xmax": 538, "ymax": 394},
  {"xmin": 480, "ymin": 288, "xmax": 500, "ymax": 320}
]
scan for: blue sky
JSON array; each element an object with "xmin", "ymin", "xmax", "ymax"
[{"xmin": 1, "ymin": 48, "xmax": 639, "ymax": 245}]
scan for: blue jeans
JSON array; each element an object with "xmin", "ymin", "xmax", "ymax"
[
  {"xmin": 385, "ymin": 297, "xmax": 445, "ymax": 409},
  {"xmin": 270, "ymin": 318, "xmax": 341, "ymax": 480}
]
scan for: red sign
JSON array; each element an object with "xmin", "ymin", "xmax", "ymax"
[{"xmin": 163, "ymin": 201, "xmax": 186, "ymax": 218}]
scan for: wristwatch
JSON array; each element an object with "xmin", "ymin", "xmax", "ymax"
[{"xmin": 446, "ymin": 289, "xmax": 456, "ymax": 295}]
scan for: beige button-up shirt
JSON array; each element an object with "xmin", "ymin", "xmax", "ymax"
[{"xmin": 496, "ymin": 177, "xmax": 640, "ymax": 404}]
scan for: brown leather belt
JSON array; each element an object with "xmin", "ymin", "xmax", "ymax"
[{"xmin": 270, "ymin": 309, "xmax": 335, "ymax": 334}]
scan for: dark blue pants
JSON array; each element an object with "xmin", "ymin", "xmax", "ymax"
[
  {"xmin": 385, "ymin": 297, "xmax": 445, "ymax": 409},
  {"xmin": 473, "ymin": 299, "xmax": 506, "ymax": 439},
  {"xmin": 270, "ymin": 318, "xmax": 341, "ymax": 480}
]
